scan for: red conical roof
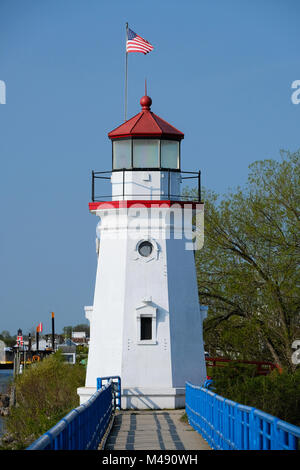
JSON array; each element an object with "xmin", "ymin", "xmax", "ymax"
[{"xmin": 108, "ymin": 95, "xmax": 184, "ymax": 140}]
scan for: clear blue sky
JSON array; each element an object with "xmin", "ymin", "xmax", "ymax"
[{"xmin": 0, "ymin": 0, "xmax": 299, "ymax": 335}]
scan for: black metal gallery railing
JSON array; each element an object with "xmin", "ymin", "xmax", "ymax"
[{"xmin": 91, "ymin": 169, "xmax": 201, "ymax": 203}]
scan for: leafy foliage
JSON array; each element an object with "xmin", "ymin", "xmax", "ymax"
[
  {"xmin": 196, "ymin": 150, "xmax": 300, "ymax": 369},
  {"xmin": 76, "ymin": 345, "xmax": 89, "ymax": 365},
  {"xmin": 4, "ymin": 351, "xmax": 85, "ymax": 449},
  {"xmin": 211, "ymin": 364, "xmax": 300, "ymax": 426},
  {"xmin": 0, "ymin": 331, "xmax": 16, "ymax": 348}
]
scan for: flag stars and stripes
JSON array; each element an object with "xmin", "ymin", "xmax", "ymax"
[{"xmin": 126, "ymin": 28, "xmax": 154, "ymax": 54}]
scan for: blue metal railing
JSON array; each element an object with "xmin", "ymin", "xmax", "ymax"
[
  {"xmin": 97, "ymin": 376, "xmax": 121, "ymax": 410},
  {"xmin": 186, "ymin": 382, "xmax": 300, "ymax": 450},
  {"xmin": 27, "ymin": 381, "xmax": 113, "ymax": 450}
]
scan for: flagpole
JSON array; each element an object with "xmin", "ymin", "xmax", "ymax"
[{"xmin": 125, "ymin": 22, "xmax": 129, "ymax": 121}]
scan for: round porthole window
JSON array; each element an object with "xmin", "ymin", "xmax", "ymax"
[{"xmin": 138, "ymin": 241, "xmax": 153, "ymax": 257}]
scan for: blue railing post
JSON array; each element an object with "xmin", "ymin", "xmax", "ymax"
[{"xmin": 97, "ymin": 375, "xmax": 121, "ymax": 410}]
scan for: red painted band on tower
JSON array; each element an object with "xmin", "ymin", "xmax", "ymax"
[{"xmin": 89, "ymin": 200, "xmax": 203, "ymax": 211}]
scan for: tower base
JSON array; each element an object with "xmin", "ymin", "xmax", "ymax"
[{"xmin": 77, "ymin": 386, "xmax": 185, "ymax": 410}]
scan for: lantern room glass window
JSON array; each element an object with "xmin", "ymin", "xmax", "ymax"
[
  {"xmin": 112, "ymin": 138, "xmax": 181, "ymax": 170},
  {"xmin": 161, "ymin": 140, "xmax": 179, "ymax": 169},
  {"xmin": 133, "ymin": 139, "xmax": 159, "ymax": 168},
  {"xmin": 113, "ymin": 140, "xmax": 131, "ymax": 169}
]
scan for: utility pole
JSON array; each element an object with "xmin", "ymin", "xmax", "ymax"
[{"xmin": 51, "ymin": 312, "xmax": 55, "ymax": 351}]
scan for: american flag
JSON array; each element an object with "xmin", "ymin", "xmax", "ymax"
[{"xmin": 126, "ymin": 28, "xmax": 154, "ymax": 55}]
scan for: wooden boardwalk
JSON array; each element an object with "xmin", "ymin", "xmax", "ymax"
[{"xmin": 105, "ymin": 410, "xmax": 211, "ymax": 451}]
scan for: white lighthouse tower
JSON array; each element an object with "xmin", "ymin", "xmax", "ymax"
[{"xmin": 78, "ymin": 94, "xmax": 207, "ymax": 409}]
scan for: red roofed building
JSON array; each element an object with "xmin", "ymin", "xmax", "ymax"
[{"xmin": 79, "ymin": 92, "xmax": 206, "ymax": 410}]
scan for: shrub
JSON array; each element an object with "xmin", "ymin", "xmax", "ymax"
[
  {"xmin": 4, "ymin": 351, "xmax": 85, "ymax": 449},
  {"xmin": 211, "ymin": 364, "xmax": 300, "ymax": 426},
  {"xmin": 76, "ymin": 345, "xmax": 89, "ymax": 365}
]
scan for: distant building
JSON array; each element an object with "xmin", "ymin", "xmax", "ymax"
[
  {"xmin": 72, "ymin": 331, "xmax": 88, "ymax": 345},
  {"xmin": 44, "ymin": 333, "xmax": 64, "ymax": 344},
  {"xmin": 72, "ymin": 331, "xmax": 86, "ymax": 339},
  {"xmin": 30, "ymin": 334, "xmax": 64, "ymax": 351},
  {"xmin": 57, "ymin": 339, "xmax": 77, "ymax": 364},
  {"xmin": 31, "ymin": 339, "xmax": 48, "ymax": 351}
]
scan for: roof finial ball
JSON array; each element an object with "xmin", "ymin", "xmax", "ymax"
[{"xmin": 140, "ymin": 94, "xmax": 152, "ymax": 111}]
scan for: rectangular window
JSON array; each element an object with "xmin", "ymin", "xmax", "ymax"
[
  {"xmin": 161, "ymin": 140, "xmax": 179, "ymax": 169},
  {"xmin": 113, "ymin": 140, "xmax": 132, "ymax": 169},
  {"xmin": 140, "ymin": 317, "xmax": 152, "ymax": 340},
  {"xmin": 133, "ymin": 139, "xmax": 159, "ymax": 168}
]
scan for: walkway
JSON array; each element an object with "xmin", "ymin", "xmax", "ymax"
[{"xmin": 104, "ymin": 410, "xmax": 211, "ymax": 450}]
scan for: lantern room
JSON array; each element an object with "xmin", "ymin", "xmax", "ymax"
[
  {"xmin": 91, "ymin": 94, "xmax": 201, "ymax": 203},
  {"xmin": 108, "ymin": 95, "xmax": 184, "ymax": 171}
]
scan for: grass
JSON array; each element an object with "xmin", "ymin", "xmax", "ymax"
[
  {"xmin": 180, "ymin": 412, "xmax": 188, "ymax": 424},
  {"xmin": 1, "ymin": 351, "xmax": 85, "ymax": 449}
]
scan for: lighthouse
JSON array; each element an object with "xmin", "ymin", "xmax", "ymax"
[{"xmin": 77, "ymin": 94, "xmax": 207, "ymax": 409}]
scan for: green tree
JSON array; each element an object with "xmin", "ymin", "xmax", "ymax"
[
  {"xmin": 0, "ymin": 330, "xmax": 16, "ymax": 348},
  {"xmin": 62, "ymin": 325, "xmax": 72, "ymax": 339},
  {"xmin": 196, "ymin": 150, "xmax": 300, "ymax": 370},
  {"xmin": 72, "ymin": 323, "xmax": 90, "ymax": 336},
  {"xmin": 0, "ymin": 330, "xmax": 11, "ymax": 339}
]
